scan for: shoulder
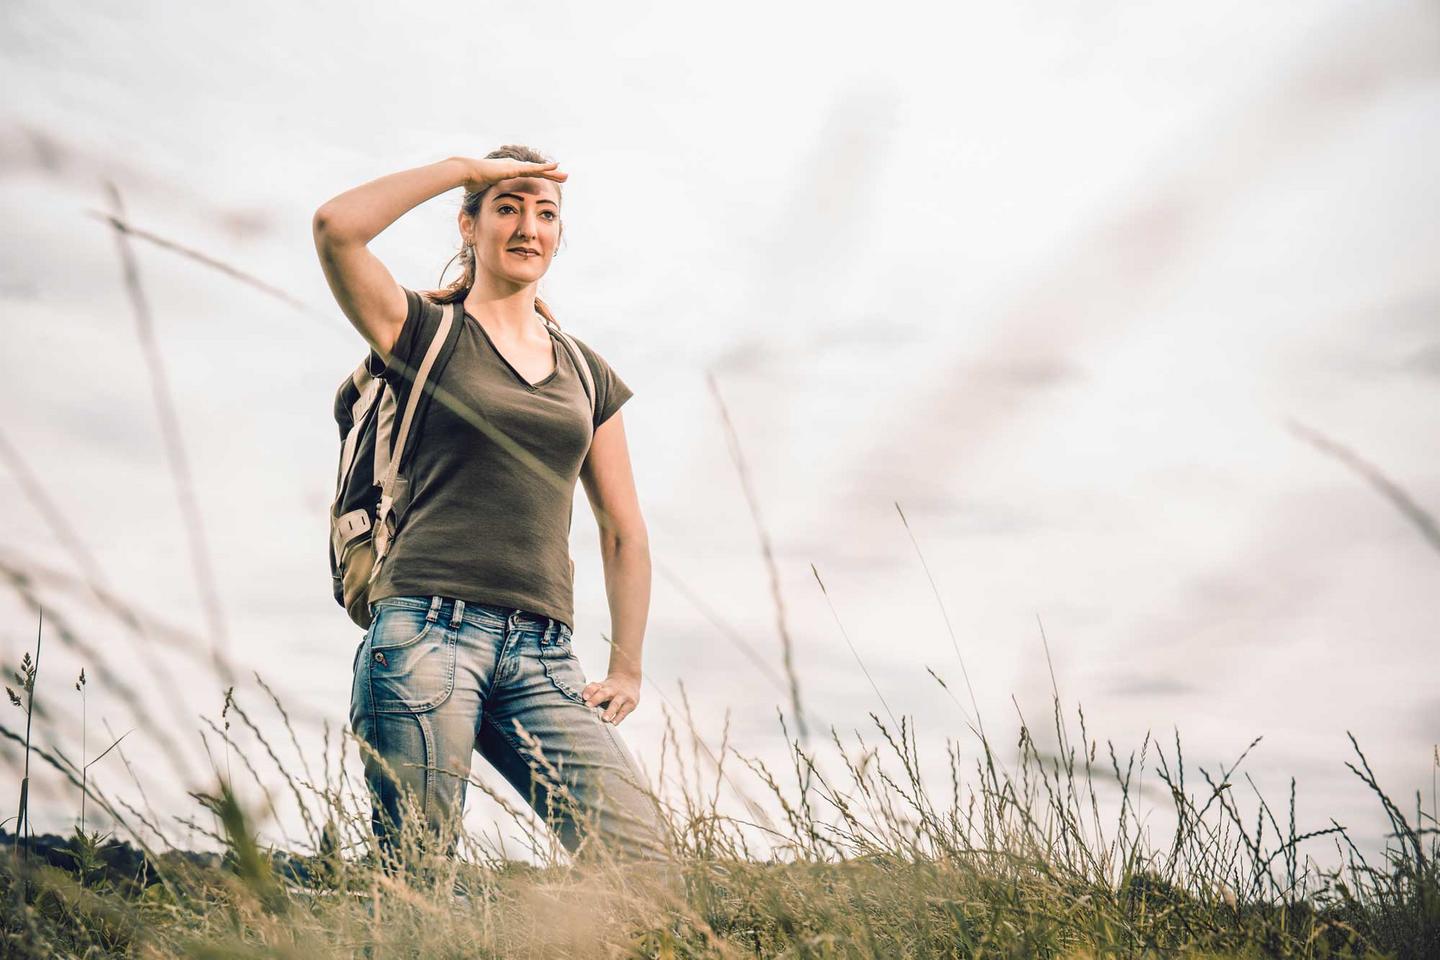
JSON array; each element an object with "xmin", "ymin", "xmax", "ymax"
[
  {"xmin": 403, "ymin": 285, "xmax": 461, "ymax": 325},
  {"xmin": 405, "ymin": 286, "xmax": 451, "ymax": 327},
  {"xmin": 560, "ymin": 330, "xmax": 623, "ymax": 377},
  {"xmin": 557, "ymin": 329, "xmax": 634, "ymax": 429},
  {"xmin": 563, "ymin": 330, "xmax": 598, "ymax": 366},
  {"xmin": 550, "ymin": 328, "xmax": 601, "ymax": 381},
  {"xmin": 380, "ymin": 287, "xmax": 455, "ymax": 387}
]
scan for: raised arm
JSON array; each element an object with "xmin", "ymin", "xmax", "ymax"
[{"xmin": 311, "ymin": 157, "xmax": 471, "ymax": 364}]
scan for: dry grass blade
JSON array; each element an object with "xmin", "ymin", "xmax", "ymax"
[
  {"xmin": 706, "ymin": 369, "xmax": 810, "ymax": 741},
  {"xmin": 1287, "ymin": 417, "xmax": 1440, "ymax": 555},
  {"xmin": 102, "ymin": 180, "xmax": 235, "ymax": 689}
]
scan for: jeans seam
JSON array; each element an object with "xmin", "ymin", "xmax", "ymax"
[
  {"xmin": 355, "ymin": 674, "xmax": 445, "ymax": 842},
  {"xmin": 482, "ymin": 710, "xmax": 558, "ymax": 805},
  {"xmin": 415, "ymin": 710, "xmax": 435, "ymax": 819},
  {"xmin": 493, "ymin": 626, "xmax": 524, "ymax": 687},
  {"xmin": 481, "ymin": 710, "xmax": 529, "ymax": 764},
  {"xmin": 372, "ymin": 596, "xmax": 432, "ymax": 612},
  {"xmin": 600, "ymin": 721, "xmax": 659, "ymax": 814}
]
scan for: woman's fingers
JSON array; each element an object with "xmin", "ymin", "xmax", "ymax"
[
  {"xmin": 520, "ymin": 161, "xmax": 567, "ymax": 183},
  {"xmin": 603, "ymin": 696, "xmax": 634, "ymax": 724},
  {"xmin": 581, "ymin": 682, "xmax": 636, "ymax": 724},
  {"xmin": 463, "ymin": 158, "xmax": 568, "ymax": 193},
  {"xmin": 504, "ymin": 160, "xmax": 567, "ymax": 183}
]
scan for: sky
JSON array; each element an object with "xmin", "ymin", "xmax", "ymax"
[{"xmin": 1, "ymin": 0, "xmax": 1437, "ymax": 870}]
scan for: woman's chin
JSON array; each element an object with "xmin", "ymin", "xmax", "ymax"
[{"xmin": 483, "ymin": 267, "xmax": 543, "ymax": 286}]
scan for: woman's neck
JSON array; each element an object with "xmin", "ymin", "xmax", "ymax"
[{"xmin": 461, "ymin": 281, "xmax": 546, "ymax": 341}]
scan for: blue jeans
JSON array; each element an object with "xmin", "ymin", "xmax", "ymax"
[{"xmin": 349, "ymin": 595, "xmax": 671, "ymax": 864}]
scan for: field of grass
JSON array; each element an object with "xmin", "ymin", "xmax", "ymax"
[
  {"xmin": 1, "ymin": 627, "xmax": 1435, "ymax": 958},
  {"xmin": 1, "ymin": 206, "xmax": 1434, "ymax": 956}
]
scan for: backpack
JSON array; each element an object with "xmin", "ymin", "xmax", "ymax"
[{"xmin": 328, "ymin": 294, "xmax": 599, "ymax": 630}]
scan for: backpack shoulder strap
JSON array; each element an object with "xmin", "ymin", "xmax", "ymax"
[
  {"xmin": 544, "ymin": 319, "xmax": 598, "ymax": 424},
  {"xmin": 535, "ymin": 298, "xmax": 598, "ymax": 421},
  {"xmin": 376, "ymin": 301, "xmax": 457, "ymax": 519}
]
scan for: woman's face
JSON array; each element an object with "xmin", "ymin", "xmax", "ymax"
[{"xmin": 467, "ymin": 176, "xmax": 563, "ymax": 285}]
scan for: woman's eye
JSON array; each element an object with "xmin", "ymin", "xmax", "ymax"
[{"xmin": 496, "ymin": 204, "xmax": 556, "ymax": 220}]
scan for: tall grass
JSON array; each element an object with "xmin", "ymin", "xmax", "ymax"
[{"xmin": 1, "ymin": 635, "xmax": 1435, "ymax": 957}]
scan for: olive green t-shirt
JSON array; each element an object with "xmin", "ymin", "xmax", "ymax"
[{"xmin": 367, "ymin": 286, "xmax": 633, "ymax": 630}]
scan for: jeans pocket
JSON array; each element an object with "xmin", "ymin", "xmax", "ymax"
[
  {"xmin": 539, "ymin": 648, "xmax": 592, "ymax": 708},
  {"xmin": 367, "ymin": 607, "xmax": 455, "ymax": 714},
  {"xmin": 370, "ymin": 600, "xmax": 437, "ymax": 649}
]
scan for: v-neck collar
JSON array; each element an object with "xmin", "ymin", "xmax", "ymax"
[{"xmin": 464, "ymin": 308, "xmax": 560, "ymax": 391}]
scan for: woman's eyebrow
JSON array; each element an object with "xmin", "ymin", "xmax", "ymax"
[{"xmin": 493, "ymin": 191, "xmax": 558, "ymax": 207}]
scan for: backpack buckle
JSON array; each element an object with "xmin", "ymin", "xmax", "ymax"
[{"xmin": 372, "ymin": 495, "xmax": 397, "ymax": 557}]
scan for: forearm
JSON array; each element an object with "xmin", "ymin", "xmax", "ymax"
[
  {"xmin": 599, "ymin": 534, "xmax": 651, "ymax": 680},
  {"xmin": 313, "ymin": 156, "xmax": 469, "ymax": 245}
]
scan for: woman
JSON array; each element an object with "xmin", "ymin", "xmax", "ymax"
[{"xmin": 311, "ymin": 145, "xmax": 671, "ymax": 866}]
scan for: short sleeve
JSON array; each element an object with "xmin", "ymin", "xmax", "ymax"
[
  {"xmin": 570, "ymin": 335, "xmax": 634, "ymax": 430},
  {"xmin": 379, "ymin": 286, "xmax": 445, "ymax": 401}
]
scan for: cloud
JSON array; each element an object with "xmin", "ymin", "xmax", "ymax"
[
  {"xmin": 1105, "ymin": 673, "xmax": 1200, "ymax": 698},
  {"xmin": 1403, "ymin": 342, "xmax": 1440, "ymax": 379}
]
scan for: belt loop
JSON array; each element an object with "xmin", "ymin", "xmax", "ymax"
[
  {"xmin": 451, "ymin": 598, "xmax": 466, "ymax": 627},
  {"xmin": 426, "ymin": 595, "xmax": 442, "ymax": 623}
]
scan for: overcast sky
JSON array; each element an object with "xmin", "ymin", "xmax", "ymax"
[{"xmin": 2, "ymin": 0, "xmax": 1436, "ymax": 866}]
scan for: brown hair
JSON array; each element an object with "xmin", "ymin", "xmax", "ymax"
[{"xmin": 423, "ymin": 144, "xmax": 565, "ymax": 326}]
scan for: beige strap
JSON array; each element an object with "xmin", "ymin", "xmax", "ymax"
[
  {"xmin": 336, "ymin": 377, "xmax": 382, "ymax": 496},
  {"xmin": 372, "ymin": 300, "xmax": 457, "ymax": 562},
  {"xmin": 535, "ymin": 300, "xmax": 597, "ymax": 420},
  {"xmin": 545, "ymin": 321, "xmax": 597, "ymax": 421},
  {"xmin": 372, "ymin": 387, "xmax": 395, "ymax": 491}
]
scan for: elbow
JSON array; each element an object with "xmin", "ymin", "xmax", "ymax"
[
  {"xmin": 601, "ymin": 524, "xmax": 650, "ymax": 557},
  {"xmin": 312, "ymin": 203, "xmax": 358, "ymax": 246},
  {"xmin": 311, "ymin": 203, "xmax": 333, "ymax": 238},
  {"xmin": 312, "ymin": 204, "xmax": 342, "ymax": 243}
]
